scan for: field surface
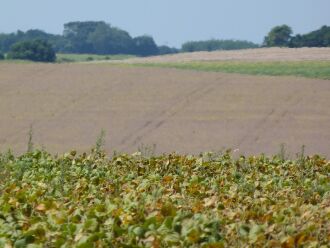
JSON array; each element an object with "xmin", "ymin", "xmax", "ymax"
[
  {"xmin": 0, "ymin": 62, "xmax": 329, "ymax": 157},
  {"xmin": 119, "ymin": 47, "xmax": 330, "ymax": 63}
]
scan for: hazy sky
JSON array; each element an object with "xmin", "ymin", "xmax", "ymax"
[{"xmin": 1, "ymin": 0, "xmax": 329, "ymax": 47}]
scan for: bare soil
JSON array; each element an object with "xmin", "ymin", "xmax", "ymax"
[
  {"xmin": 0, "ymin": 63, "xmax": 329, "ymax": 157},
  {"xmin": 115, "ymin": 47, "xmax": 330, "ymax": 63}
]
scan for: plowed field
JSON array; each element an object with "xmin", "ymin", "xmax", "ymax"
[{"xmin": 0, "ymin": 63, "xmax": 329, "ymax": 157}]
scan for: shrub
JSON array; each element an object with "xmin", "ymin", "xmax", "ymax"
[
  {"xmin": 7, "ymin": 40, "xmax": 56, "ymax": 62},
  {"xmin": 0, "ymin": 53, "xmax": 4, "ymax": 60}
]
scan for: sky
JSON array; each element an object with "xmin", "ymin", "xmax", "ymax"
[{"xmin": 1, "ymin": 0, "xmax": 329, "ymax": 47}]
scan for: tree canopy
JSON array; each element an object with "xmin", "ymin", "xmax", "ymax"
[
  {"xmin": 133, "ymin": 35, "xmax": 160, "ymax": 56},
  {"xmin": 0, "ymin": 22, "xmax": 167, "ymax": 57},
  {"xmin": 63, "ymin": 21, "xmax": 136, "ymax": 54},
  {"xmin": 264, "ymin": 25, "xmax": 330, "ymax": 48},
  {"xmin": 7, "ymin": 40, "xmax": 56, "ymax": 62},
  {"xmin": 263, "ymin": 25, "xmax": 293, "ymax": 47},
  {"xmin": 289, "ymin": 25, "xmax": 330, "ymax": 48}
]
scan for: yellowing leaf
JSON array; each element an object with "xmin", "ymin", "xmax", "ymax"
[
  {"xmin": 35, "ymin": 204, "xmax": 46, "ymax": 212},
  {"xmin": 281, "ymin": 236, "xmax": 295, "ymax": 248},
  {"xmin": 204, "ymin": 196, "xmax": 217, "ymax": 207},
  {"xmin": 162, "ymin": 175, "xmax": 173, "ymax": 183}
]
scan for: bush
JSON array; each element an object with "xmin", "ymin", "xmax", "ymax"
[
  {"xmin": 0, "ymin": 53, "xmax": 4, "ymax": 60},
  {"xmin": 7, "ymin": 40, "xmax": 56, "ymax": 62}
]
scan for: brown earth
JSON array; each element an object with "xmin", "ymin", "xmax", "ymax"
[
  {"xmin": 0, "ymin": 63, "xmax": 329, "ymax": 157},
  {"xmin": 113, "ymin": 47, "xmax": 330, "ymax": 63}
]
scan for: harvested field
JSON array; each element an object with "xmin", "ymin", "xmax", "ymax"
[
  {"xmin": 0, "ymin": 63, "xmax": 330, "ymax": 157},
  {"xmin": 130, "ymin": 61, "xmax": 330, "ymax": 79},
  {"xmin": 116, "ymin": 47, "xmax": 330, "ymax": 63}
]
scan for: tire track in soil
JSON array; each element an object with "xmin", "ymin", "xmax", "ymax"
[
  {"xmin": 119, "ymin": 81, "xmax": 219, "ymax": 150},
  {"xmin": 237, "ymin": 91, "xmax": 303, "ymax": 147}
]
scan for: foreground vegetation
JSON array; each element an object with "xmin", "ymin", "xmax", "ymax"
[
  {"xmin": 134, "ymin": 61, "xmax": 330, "ymax": 80},
  {"xmin": 0, "ymin": 148, "xmax": 329, "ymax": 247}
]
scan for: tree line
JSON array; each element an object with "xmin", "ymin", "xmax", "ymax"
[
  {"xmin": 0, "ymin": 22, "xmax": 329, "ymax": 62},
  {"xmin": 182, "ymin": 40, "xmax": 259, "ymax": 52},
  {"xmin": 0, "ymin": 21, "xmax": 178, "ymax": 58},
  {"xmin": 263, "ymin": 25, "xmax": 330, "ymax": 48}
]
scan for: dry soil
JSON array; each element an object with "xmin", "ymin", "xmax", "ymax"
[{"xmin": 0, "ymin": 63, "xmax": 329, "ymax": 157}]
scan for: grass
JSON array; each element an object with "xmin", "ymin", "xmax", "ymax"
[
  {"xmin": 131, "ymin": 61, "xmax": 330, "ymax": 80},
  {"xmin": 0, "ymin": 59, "xmax": 36, "ymax": 64},
  {"xmin": 56, "ymin": 53, "xmax": 136, "ymax": 63},
  {"xmin": 0, "ymin": 148, "xmax": 329, "ymax": 247},
  {"xmin": 0, "ymin": 53, "xmax": 136, "ymax": 63}
]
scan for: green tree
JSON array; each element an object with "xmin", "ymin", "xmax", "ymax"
[
  {"xmin": 63, "ymin": 21, "xmax": 135, "ymax": 55},
  {"xmin": 289, "ymin": 25, "xmax": 330, "ymax": 47},
  {"xmin": 263, "ymin": 25, "xmax": 293, "ymax": 47},
  {"xmin": 7, "ymin": 40, "xmax": 56, "ymax": 62},
  {"xmin": 181, "ymin": 39, "xmax": 259, "ymax": 52},
  {"xmin": 87, "ymin": 25, "xmax": 134, "ymax": 54},
  {"xmin": 0, "ymin": 30, "xmax": 66, "ymax": 53},
  {"xmin": 86, "ymin": 23, "xmax": 113, "ymax": 54},
  {"xmin": 63, "ymin": 21, "xmax": 101, "ymax": 53},
  {"xmin": 0, "ymin": 32, "xmax": 22, "ymax": 52},
  {"xmin": 158, "ymin": 45, "xmax": 179, "ymax": 55},
  {"xmin": 133, "ymin": 35, "xmax": 159, "ymax": 56},
  {"xmin": 106, "ymin": 27, "xmax": 135, "ymax": 54},
  {"xmin": 0, "ymin": 52, "xmax": 4, "ymax": 60}
]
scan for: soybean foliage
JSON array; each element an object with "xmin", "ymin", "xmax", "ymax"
[{"xmin": 0, "ymin": 150, "xmax": 329, "ymax": 247}]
